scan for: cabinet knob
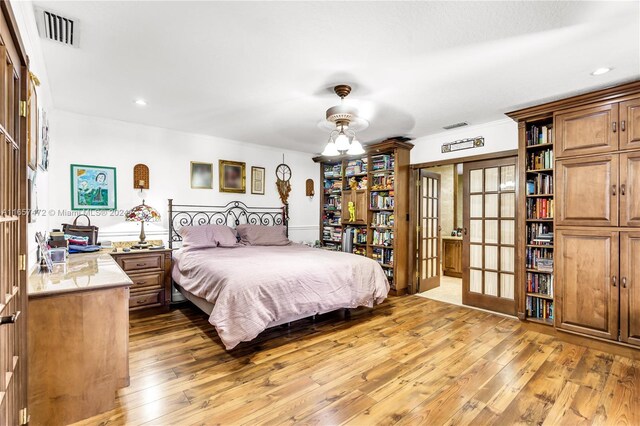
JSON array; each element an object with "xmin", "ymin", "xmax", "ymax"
[
  {"xmin": 622, "ymin": 277, "xmax": 627, "ymax": 288},
  {"xmin": 613, "ymin": 275, "xmax": 617, "ymax": 287},
  {"xmin": 621, "ymin": 184, "xmax": 626, "ymax": 196},
  {"xmin": 621, "ymin": 120, "xmax": 626, "ymax": 132},
  {"xmin": 612, "ymin": 185, "xmax": 617, "ymax": 196},
  {"xmin": 613, "ymin": 121, "xmax": 617, "ymax": 133}
]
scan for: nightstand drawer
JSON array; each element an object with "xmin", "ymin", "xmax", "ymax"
[
  {"xmin": 119, "ymin": 254, "xmax": 163, "ymax": 272},
  {"xmin": 129, "ymin": 290, "xmax": 163, "ymax": 309},
  {"xmin": 129, "ymin": 271, "xmax": 163, "ymax": 291}
]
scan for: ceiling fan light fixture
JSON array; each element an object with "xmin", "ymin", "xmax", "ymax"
[
  {"xmin": 322, "ymin": 140, "xmax": 340, "ymax": 157},
  {"xmin": 346, "ymin": 138, "xmax": 365, "ymax": 155},
  {"xmin": 321, "ymin": 84, "xmax": 367, "ymax": 156},
  {"xmin": 334, "ymin": 131, "xmax": 351, "ymax": 151}
]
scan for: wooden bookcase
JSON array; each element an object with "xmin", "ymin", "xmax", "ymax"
[
  {"xmin": 518, "ymin": 118, "xmax": 556, "ymax": 325},
  {"xmin": 314, "ymin": 138, "xmax": 413, "ymax": 295}
]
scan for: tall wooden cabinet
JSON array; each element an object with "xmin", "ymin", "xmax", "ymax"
[
  {"xmin": 314, "ymin": 138, "xmax": 413, "ymax": 295},
  {"xmin": 509, "ymin": 80, "xmax": 640, "ymax": 350}
]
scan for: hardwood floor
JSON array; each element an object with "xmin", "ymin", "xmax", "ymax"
[{"xmin": 72, "ymin": 296, "xmax": 640, "ymax": 425}]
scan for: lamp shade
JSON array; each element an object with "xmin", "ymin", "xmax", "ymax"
[
  {"xmin": 346, "ymin": 138, "xmax": 365, "ymax": 155},
  {"xmin": 334, "ymin": 133, "xmax": 351, "ymax": 151},
  {"xmin": 322, "ymin": 141, "xmax": 340, "ymax": 156},
  {"xmin": 126, "ymin": 202, "xmax": 160, "ymax": 223}
]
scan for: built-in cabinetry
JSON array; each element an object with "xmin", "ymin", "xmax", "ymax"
[
  {"xmin": 509, "ymin": 80, "xmax": 640, "ymax": 349},
  {"xmin": 314, "ymin": 138, "xmax": 413, "ymax": 295},
  {"xmin": 442, "ymin": 237, "xmax": 462, "ymax": 278}
]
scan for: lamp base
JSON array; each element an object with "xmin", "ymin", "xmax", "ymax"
[{"xmin": 130, "ymin": 242, "xmax": 151, "ymax": 250}]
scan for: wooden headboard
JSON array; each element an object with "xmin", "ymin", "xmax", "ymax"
[{"xmin": 168, "ymin": 199, "xmax": 289, "ymax": 249}]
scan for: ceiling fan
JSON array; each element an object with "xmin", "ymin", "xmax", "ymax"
[{"xmin": 321, "ymin": 84, "xmax": 368, "ymax": 156}]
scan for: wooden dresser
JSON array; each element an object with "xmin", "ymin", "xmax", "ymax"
[
  {"xmin": 110, "ymin": 248, "xmax": 172, "ymax": 310},
  {"xmin": 28, "ymin": 251, "xmax": 132, "ymax": 426}
]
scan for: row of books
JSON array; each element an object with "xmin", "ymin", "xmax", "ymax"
[
  {"xmin": 371, "ymin": 154, "xmax": 394, "ymax": 171},
  {"xmin": 383, "ymin": 268, "xmax": 394, "ymax": 285},
  {"xmin": 526, "ymin": 296, "xmax": 554, "ymax": 320},
  {"xmin": 324, "ymin": 180, "xmax": 342, "ymax": 191},
  {"xmin": 371, "ymin": 191, "xmax": 394, "ymax": 209},
  {"xmin": 322, "ymin": 225, "xmax": 342, "ymax": 241},
  {"xmin": 345, "ymin": 159, "xmax": 368, "ymax": 176},
  {"xmin": 526, "ymin": 124, "xmax": 553, "ymax": 146},
  {"xmin": 353, "ymin": 228, "xmax": 367, "ymax": 244},
  {"xmin": 324, "ymin": 197, "xmax": 341, "ymax": 209},
  {"xmin": 526, "ymin": 247, "xmax": 553, "ymax": 270},
  {"xmin": 526, "ymin": 223, "xmax": 553, "ymax": 245},
  {"xmin": 372, "ymin": 247, "xmax": 394, "ymax": 265},
  {"xmin": 370, "ymin": 173, "xmax": 394, "ymax": 190},
  {"xmin": 527, "ymin": 149, "xmax": 554, "ymax": 170},
  {"xmin": 526, "ymin": 198, "xmax": 554, "ymax": 219},
  {"xmin": 526, "ymin": 272, "xmax": 554, "ymax": 296},
  {"xmin": 372, "ymin": 211, "xmax": 394, "ymax": 227},
  {"xmin": 372, "ymin": 229, "xmax": 393, "ymax": 246},
  {"xmin": 526, "ymin": 174, "xmax": 553, "ymax": 195},
  {"xmin": 323, "ymin": 163, "xmax": 342, "ymax": 178}
]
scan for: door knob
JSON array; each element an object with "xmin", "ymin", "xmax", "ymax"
[{"xmin": 0, "ymin": 311, "xmax": 20, "ymax": 325}]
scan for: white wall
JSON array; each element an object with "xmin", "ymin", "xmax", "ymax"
[
  {"xmin": 11, "ymin": 0, "xmax": 55, "ymax": 268},
  {"xmin": 411, "ymin": 118, "xmax": 518, "ymax": 164},
  {"xmin": 47, "ymin": 110, "xmax": 320, "ymax": 244}
]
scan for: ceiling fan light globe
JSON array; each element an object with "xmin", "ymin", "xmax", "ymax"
[
  {"xmin": 347, "ymin": 139, "xmax": 365, "ymax": 155},
  {"xmin": 334, "ymin": 134, "xmax": 351, "ymax": 151},
  {"xmin": 322, "ymin": 141, "xmax": 340, "ymax": 157}
]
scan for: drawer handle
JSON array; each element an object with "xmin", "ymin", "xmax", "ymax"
[
  {"xmin": 136, "ymin": 299, "xmax": 147, "ymax": 304},
  {"xmin": 613, "ymin": 275, "xmax": 617, "ymax": 287},
  {"xmin": 136, "ymin": 263, "xmax": 147, "ymax": 267},
  {"xmin": 613, "ymin": 121, "xmax": 617, "ymax": 133},
  {"xmin": 622, "ymin": 277, "xmax": 627, "ymax": 289},
  {"xmin": 612, "ymin": 185, "xmax": 617, "ymax": 196},
  {"xmin": 621, "ymin": 120, "xmax": 626, "ymax": 132},
  {"xmin": 136, "ymin": 281, "xmax": 146, "ymax": 285},
  {"xmin": 621, "ymin": 184, "xmax": 626, "ymax": 196}
]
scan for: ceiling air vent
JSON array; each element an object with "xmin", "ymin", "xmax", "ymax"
[
  {"xmin": 443, "ymin": 122, "xmax": 468, "ymax": 130},
  {"xmin": 36, "ymin": 9, "xmax": 77, "ymax": 47}
]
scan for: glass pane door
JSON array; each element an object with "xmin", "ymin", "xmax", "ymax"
[
  {"xmin": 463, "ymin": 157, "xmax": 517, "ymax": 315},
  {"xmin": 418, "ymin": 170, "xmax": 441, "ymax": 292}
]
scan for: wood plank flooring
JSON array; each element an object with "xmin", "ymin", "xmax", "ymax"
[{"xmin": 73, "ymin": 296, "xmax": 640, "ymax": 425}]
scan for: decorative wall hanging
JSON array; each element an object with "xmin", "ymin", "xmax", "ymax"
[
  {"xmin": 251, "ymin": 166, "xmax": 265, "ymax": 195},
  {"xmin": 27, "ymin": 72, "xmax": 40, "ymax": 170},
  {"xmin": 441, "ymin": 136, "xmax": 485, "ymax": 153},
  {"xmin": 133, "ymin": 163, "xmax": 150, "ymax": 189},
  {"xmin": 305, "ymin": 178, "xmax": 314, "ymax": 197},
  {"xmin": 38, "ymin": 109, "xmax": 49, "ymax": 171},
  {"xmin": 190, "ymin": 162, "xmax": 213, "ymax": 189},
  {"xmin": 219, "ymin": 160, "xmax": 246, "ymax": 193},
  {"xmin": 70, "ymin": 164, "xmax": 117, "ymax": 210},
  {"xmin": 275, "ymin": 159, "xmax": 291, "ymax": 205}
]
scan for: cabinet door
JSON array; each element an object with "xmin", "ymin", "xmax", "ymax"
[
  {"xmin": 556, "ymin": 154, "xmax": 619, "ymax": 227},
  {"xmin": 342, "ymin": 190, "xmax": 367, "ymax": 224},
  {"xmin": 619, "ymin": 96, "xmax": 640, "ymax": 151},
  {"xmin": 556, "ymin": 229, "xmax": 619, "ymax": 340},
  {"xmin": 554, "ymin": 103, "xmax": 618, "ymax": 158},
  {"xmin": 620, "ymin": 231, "xmax": 640, "ymax": 346},
  {"xmin": 620, "ymin": 151, "xmax": 640, "ymax": 227}
]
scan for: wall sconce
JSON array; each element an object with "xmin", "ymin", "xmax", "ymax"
[
  {"xmin": 133, "ymin": 164, "xmax": 150, "ymax": 199},
  {"xmin": 305, "ymin": 178, "xmax": 314, "ymax": 198}
]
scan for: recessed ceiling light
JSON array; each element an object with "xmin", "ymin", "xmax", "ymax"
[
  {"xmin": 134, "ymin": 99, "xmax": 147, "ymax": 106},
  {"xmin": 591, "ymin": 67, "xmax": 612, "ymax": 76}
]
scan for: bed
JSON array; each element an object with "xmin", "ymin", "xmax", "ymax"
[{"xmin": 168, "ymin": 200, "xmax": 390, "ymax": 349}]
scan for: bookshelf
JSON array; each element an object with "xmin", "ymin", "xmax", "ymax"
[
  {"xmin": 523, "ymin": 121, "xmax": 555, "ymax": 325},
  {"xmin": 315, "ymin": 138, "xmax": 413, "ymax": 295}
]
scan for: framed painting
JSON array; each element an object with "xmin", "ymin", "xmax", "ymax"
[
  {"xmin": 70, "ymin": 164, "xmax": 117, "ymax": 210},
  {"xmin": 219, "ymin": 160, "xmax": 246, "ymax": 193},
  {"xmin": 251, "ymin": 166, "xmax": 265, "ymax": 195},
  {"xmin": 190, "ymin": 162, "xmax": 213, "ymax": 189},
  {"xmin": 27, "ymin": 77, "xmax": 38, "ymax": 170}
]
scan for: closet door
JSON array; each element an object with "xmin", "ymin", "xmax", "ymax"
[
  {"xmin": 556, "ymin": 154, "xmax": 619, "ymax": 227},
  {"xmin": 620, "ymin": 151, "xmax": 640, "ymax": 227},
  {"xmin": 417, "ymin": 170, "xmax": 440, "ymax": 292},
  {"xmin": 619, "ymin": 96, "xmax": 640, "ymax": 151},
  {"xmin": 463, "ymin": 157, "xmax": 517, "ymax": 315},
  {"xmin": 620, "ymin": 231, "xmax": 640, "ymax": 346},
  {"xmin": 556, "ymin": 229, "xmax": 619, "ymax": 340},
  {"xmin": 554, "ymin": 103, "xmax": 618, "ymax": 158}
]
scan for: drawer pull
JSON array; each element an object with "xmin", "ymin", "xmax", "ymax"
[
  {"xmin": 613, "ymin": 121, "xmax": 617, "ymax": 133},
  {"xmin": 612, "ymin": 275, "xmax": 617, "ymax": 287},
  {"xmin": 621, "ymin": 120, "xmax": 626, "ymax": 131},
  {"xmin": 136, "ymin": 281, "xmax": 146, "ymax": 285},
  {"xmin": 621, "ymin": 184, "xmax": 626, "ymax": 196},
  {"xmin": 136, "ymin": 263, "xmax": 146, "ymax": 267},
  {"xmin": 612, "ymin": 185, "xmax": 617, "ymax": 196},
  {"xmin": 136, "ymin": 299, "xmax": 147, "ymax": 304},
  {"xmin": 622, "ymin": 277, "xmax": 627, "ymax": 288}
]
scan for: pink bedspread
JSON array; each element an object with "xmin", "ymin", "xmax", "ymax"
[{"xmin": 172, "ymin": 244, "xmax": 389, "ymax": 349}]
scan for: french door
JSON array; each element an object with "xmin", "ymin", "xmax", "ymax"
[
  {"xmin": 463, "ymin": 157, "xmax": 517, "ymax": 315},
  {"xmin": 417, "ymin": 170, "xmax": 440, "ymax": 292},
  {"xmin": 0, "ymin": 2, "xmax": 28, "ymax": 424}
]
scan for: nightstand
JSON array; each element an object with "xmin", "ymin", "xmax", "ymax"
[{"xmin": 110, "ymin": 248, "xmax": 172, "ymax": 310}]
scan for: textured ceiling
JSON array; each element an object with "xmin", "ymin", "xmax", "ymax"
[{"xmin": 33, "ymin": 1, "xmax": 640, "ymax": 153}]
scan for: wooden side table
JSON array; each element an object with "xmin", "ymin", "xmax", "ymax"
[{"xmin": 110, "ymin": 248, "xmax": 172, "ymax": 311}]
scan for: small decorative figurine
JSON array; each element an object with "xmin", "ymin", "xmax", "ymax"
[
  {"xmin": 348, "ymin": 201, "xmax": 356, "ymax": 222},
  {"xmin": 349, "ymin": 176, "xmax": 358, "ymax": 190}
]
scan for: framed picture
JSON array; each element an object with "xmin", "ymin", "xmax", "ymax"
[
  {"xmin": 190, "ymin": 161, "xmax": 213, "ymax": 189},
  {"xmin": 70, "ymin": 164, "xmax": 117, "ymax": 210},
  {"xmin": 219, "ymin": 160, "xmax": 246, "ymax": 193},
  {"xmin": 39, "ymin": 109, "xmax": 50, "ymax": 171},
  {"xmin": 251, "ymin": 166, "xmax": 265, "ymax": 195},
  {"xmin": 27, "ymin": 77, "xmax": 38, "ymax": 170}
]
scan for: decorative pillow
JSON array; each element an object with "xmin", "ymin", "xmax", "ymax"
[
  {"xmin": 179, "ymin": 225, "xmax": 239, "ymax": 250},
  {"xmin": 235, "ymin": 224, "xmax": 290, "ymax": 246}
]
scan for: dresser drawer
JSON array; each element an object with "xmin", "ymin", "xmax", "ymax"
[
  {"xmin": 129, "ymin": 290, "xmax": 163, "ymax": 309},
  {"xmin": 128, "ymin": 271, "xmax": 163, "ymax": 291},
  {"xmin": 119, "ymin": 254, "xmax": 163, "ymax": 272}
]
